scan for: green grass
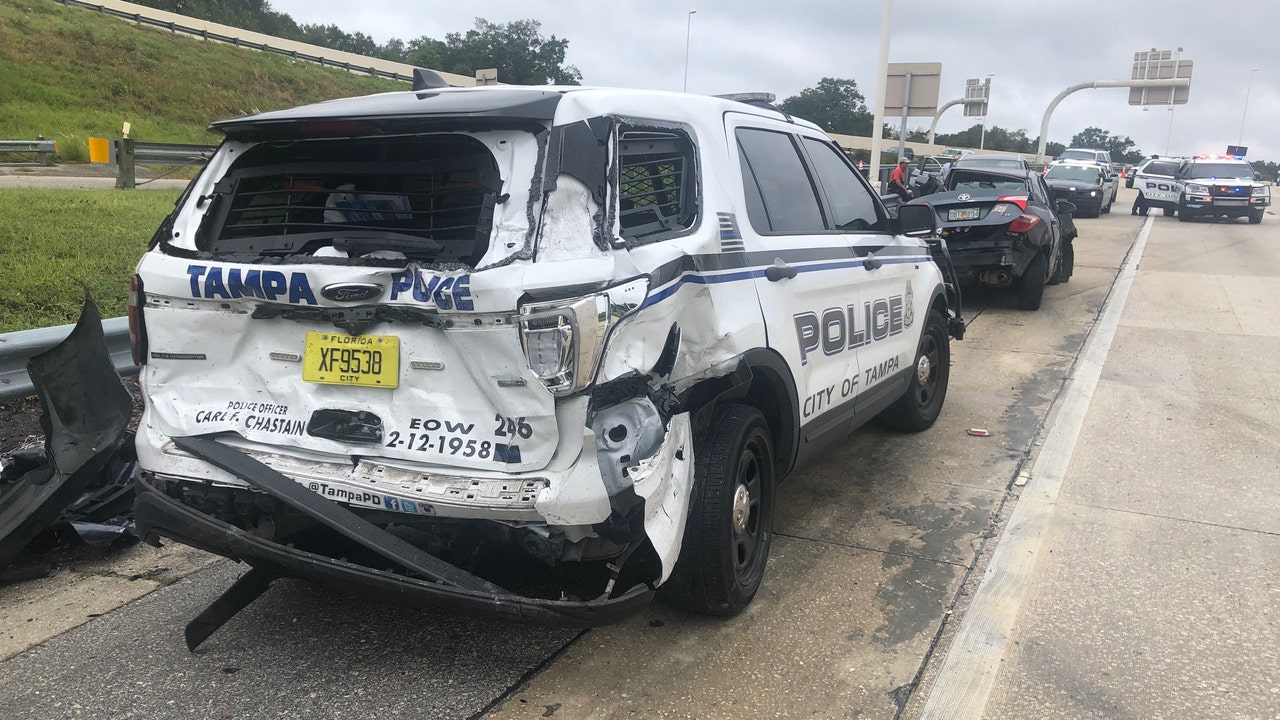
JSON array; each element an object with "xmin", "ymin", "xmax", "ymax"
[
  {"xmin": 0, "ymin": 0, "xmax": 417, "ymax": 330},
  {"xmin": 0, "ymin": 0, "xmax": 405, "ymax": 154},
  {"xmin": 0, "ymin": 188, "xmax": 181, "ymax": 331}
]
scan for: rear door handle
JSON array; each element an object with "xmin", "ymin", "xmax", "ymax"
[{"xmin": 766, "ymin": 260, "xmax": 797, "ymax": 282}]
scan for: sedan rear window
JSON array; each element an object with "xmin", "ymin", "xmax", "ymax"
[{"xmin": 196, "ymin": 134, "xmax": 501, "ymax": 266}]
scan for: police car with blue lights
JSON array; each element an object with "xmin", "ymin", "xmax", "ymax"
[
  {"xmin": 1175, "ymin": 155, "xmax": 1270, "ymax": 224},
  {"xmin": 68, "ymin": 78, "xmax": 965, "ymax": 644}
]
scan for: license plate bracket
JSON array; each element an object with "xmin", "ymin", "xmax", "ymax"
[
  {"xmin": 302, "ymin": 332, "xmax": 399, "ymax": 388},
  {"xmin": 948, "ymin": 207, "xmax": 981, "ymax": 221}
]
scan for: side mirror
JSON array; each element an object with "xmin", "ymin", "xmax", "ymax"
[
  {"xmin": 1056, "ymin": 200, "xmax": 1077, "ymax": 215},
  {"xmin": 898, "ymin": 203, "xmax": 937, "ymax": 237}
]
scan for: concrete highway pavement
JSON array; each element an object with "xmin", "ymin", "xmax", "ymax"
[
  {"xmin": 908, "ymin": 200, "xmax": 1279, "ymax": 719},
  {"xmin": 4, "ymin": 187, "xmax": 1267, "ymax": 718}
]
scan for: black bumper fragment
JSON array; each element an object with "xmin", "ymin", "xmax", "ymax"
[
  {"xmin": 133, "ymin": 473, "xmax": 654, "ymax": 644},
  {"xmin": 0, "ymin": 297, "xmax": 133, "ymax": 569}
]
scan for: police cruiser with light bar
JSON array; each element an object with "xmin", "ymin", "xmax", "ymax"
[
  {"xmin": 1177, "ymin": 155, "xmax": 1269, "ymax": 224},
  {"xmin": 114, "ymin": 80, "xmax": 964, "ymax": 643}
]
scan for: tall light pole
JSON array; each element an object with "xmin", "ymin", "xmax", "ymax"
[
  {"xmin": 682, "ymin": 10, "xmax": 697, "ymax": 93},
  {"xmin": 979, "ymin": 75, "xmax": 993, "ymax": 150},
  {"xmin": 868, "ymin": 0, "xmax": 894, "ymax": 186},
  {"xmin": 1239, "ymin": 67, "xmax": 1259, "ymax": 145}
]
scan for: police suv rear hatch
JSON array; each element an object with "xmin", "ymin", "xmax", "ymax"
[{"xmin": 137, "ymin": 91, "xmax": 572, "ymax": 478}]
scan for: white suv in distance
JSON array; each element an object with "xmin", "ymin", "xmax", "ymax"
[{"xmin": 116, "ymin": 81, "xmax": 964, "ymax": 646}]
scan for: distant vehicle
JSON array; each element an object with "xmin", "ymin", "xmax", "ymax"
[
  {"xmin": 938, "ymin": 148, "xmax": 974, "ymax": 161},
  {"xmin": 1176, "ymin": 156, "xmax": 1271, "ymax": 224},
  {"xmin": 909, "ymin": 155, "xmax": 948, "ymax": 195},
  {"xmin": 1057, "ymin": 148, "xmax": 1112, "ymax": 166},
  {"xmin": 953, "ymin": 153, "xmax": 1030, "ymax": 172},
  {"xmin": 1055, "ymin": 148, "xmax": 1118, "ymax": 185},
  {"xmin": 1044, "ymin": 161, "xmax": 1117, "ymax": 217},
  {"xmin": 1131, "ymin": 157, "xmax": 1184, "ymax": 216},
  {"xmin": 906, "ymin": 167, "xmax": 1077, "ymax": 310}
]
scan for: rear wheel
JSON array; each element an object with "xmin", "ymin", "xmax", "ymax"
[
  {"xmin": 1163, "ymin": 207, "xmax": 1175, "ymax": 217},
  {"xmin": 663, "ymin": 404, "xmax": 774, "ymax": 616},
  {"xmin": 1016, "ymin": 252, "xmax": 1047, "ymax": 311},
  {"xmin": 1249, "ymin": 209, "xmax": 1264, "ymax": 225},
  {"xmin": 878, "ymin": 309, "xmax": 950, "ymax": 432}
]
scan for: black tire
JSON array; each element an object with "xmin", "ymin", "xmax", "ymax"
[
  {"xmin": 1163, "ymin": 207, "xmax": 1175, "ymax": 217},
  {"xmin": 878, "ymin": 309, "xmax": 950, "ymax": 432},
  {"xmin": 1055, "ymin": 239, "xmax": 1074, "ymax": 283},
  {"xmin": 1178, "ymin": 208, "xmax": 1193, "ymax": 222},
  {"xmin": 1016, "ymin": 252, "xmax": 1047, "ymax": 311},
  {"xmin": 1102, "ymin": 194, "xmax": 1112, "ymax": 214},
  {"xmin": 1249, "ymin": 209, "xmax": 1264, "ymax": 225},
  {"xmin": 663, "ymin": 404, "xmax": 774, "ymax": 616}
]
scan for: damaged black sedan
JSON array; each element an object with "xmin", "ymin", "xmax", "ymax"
[{"xmin": 908, "ymin": 168, "xmax": 1077, "ymax": 310}]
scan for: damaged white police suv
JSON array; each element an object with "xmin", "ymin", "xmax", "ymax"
[{"xmin": 117, "ymin": 76, "xmax": 962, "ymax": 647}]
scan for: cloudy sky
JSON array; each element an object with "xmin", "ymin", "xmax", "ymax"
[{"xmin": 269, "ymin": 0, "xmax": 1279, "ymax": 160}]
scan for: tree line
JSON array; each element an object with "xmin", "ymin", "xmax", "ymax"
[
  {"xmin": 131, "ymin": 0, "xmax": 581, "ymax": 84},
  {"xmin": 130, "ymin": 3, "xmax": 1276, "ymax": 179}
]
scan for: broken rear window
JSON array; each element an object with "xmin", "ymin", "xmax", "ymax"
[
  {"xmin": 195, "ymin": 135, "xmax": 501, "ymax": 266},
  {"xmin": 617, "ymin": 128, "xmax": 698, "ymax": 243}
]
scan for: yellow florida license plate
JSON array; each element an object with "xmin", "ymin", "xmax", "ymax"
[{"xmin": 302, "ymin": 331, "xmax": 399, "ymax": 388}]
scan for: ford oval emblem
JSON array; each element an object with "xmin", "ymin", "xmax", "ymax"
[
  {"xmin": 957, "ymin": 193, "xmax": 971, "ymax": 201},
  {"xmin": 321, "ymin": 283, "xmax": 383, "ymax": 302}
]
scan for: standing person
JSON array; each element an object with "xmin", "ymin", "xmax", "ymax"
[
  {"xmin": 939, "ymin": 158, "xmax": 954, "ymax": 185},
  {"xmin": 1131, "ymin": 190, "xmax": 1148, "ymax": 216},
  {"xmin": 889, "ymin": 157, "xmax": 912, "ymax": 202}
]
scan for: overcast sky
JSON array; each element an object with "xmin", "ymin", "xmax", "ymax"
[{"xmin": 269, "ymin": 0, "xmax": 1279, "ymax": 160}]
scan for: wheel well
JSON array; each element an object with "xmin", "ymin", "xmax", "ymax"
[{"xmin": 682, "ymin": 349, "xmax": 799, "ymax": 481}]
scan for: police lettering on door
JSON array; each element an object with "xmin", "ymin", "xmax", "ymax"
[{"xmin": 792, "ymin": 284, "xmax": 914, "ymax": 365}]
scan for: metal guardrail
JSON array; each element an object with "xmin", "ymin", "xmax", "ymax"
[
  {"xmin": 0, "ymin": 317, "xmax": 134, "ymax": 401},
  {"xmin": 0, "ymin": 139, "xmax": 57, "ymax": 166},
  {"xmin": 90, "ymin": 138, "xmax": 216, "ymax": 188}
]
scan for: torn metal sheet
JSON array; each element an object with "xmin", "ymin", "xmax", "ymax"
[{"xmin": 0, "ymin": 297, "xmax": 134, "ymax": 569}]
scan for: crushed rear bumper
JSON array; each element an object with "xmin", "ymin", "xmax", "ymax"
[{"xmin": 134, "ymin": 470, "xmax": 654, "ymax": 643}]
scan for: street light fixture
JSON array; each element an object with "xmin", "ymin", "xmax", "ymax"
[
  {"xmin": 979, "ymin": 75, "xmax": 993, "ymax": 150},
  {"xmin": 1239, "ymin": 67, "xmax": 1259, "ymax": 145},
  {"xmin": 683, "ymin": 10, "xmax": 697, "ymax": 93}
]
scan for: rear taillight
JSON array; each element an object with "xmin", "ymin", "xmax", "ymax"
[
  {"xmin": 998, "ymin": 195, "xmax": 1029, "ymax": 211},
  {"xmin": 1007, "ymin": 214, "xmax": 1040, "ymax": 234},
  {"xmin": 128, "ymin": 274, "xmax": 148, "ymax": 365},
  {"xmin": 518, "ymin": 278, "xmax": 648, "ymax": 396}
]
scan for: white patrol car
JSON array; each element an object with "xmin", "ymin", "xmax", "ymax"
[
  {"xmin": 1131, "ymin": 157, "xmax": 1184, "ymax": 216},
  {"xmin": 120, "ymin": 78, "xmax": 963, "ymax": 642},
  {"xmin": 1176, "ymin": 155, "xmax": 1270, "ymax": 224}
]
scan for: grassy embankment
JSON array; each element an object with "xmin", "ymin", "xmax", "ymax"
[
  {"xmin": 0, "ymin": 188, "xmax": 180, "ymax": 331},
  {"xmin": 0, "ymin": 0, "xmax": 410, "ymax": 330},
  {"xmin": 0, "ymin": 0, "xmax": 404, "ymax": 158}
]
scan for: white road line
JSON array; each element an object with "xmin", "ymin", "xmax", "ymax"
[{"xmin": 916, "ymin": 216, "xmax": 1155, "ymax": 720}]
